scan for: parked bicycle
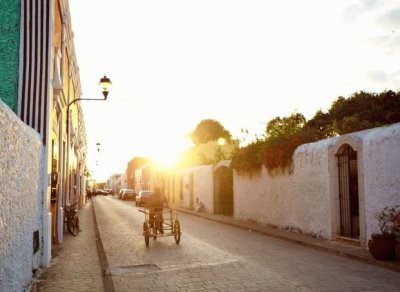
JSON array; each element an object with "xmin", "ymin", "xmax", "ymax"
[{"xmin": 64, "ymin": 203, "xmax": 81, "ymax": 236}]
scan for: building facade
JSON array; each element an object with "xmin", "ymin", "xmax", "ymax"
[{"xmin": 0, "ymin": 0, "xmax": 87, "ymax": 289}]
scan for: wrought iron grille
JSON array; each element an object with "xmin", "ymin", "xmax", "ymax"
[{"xmin": 337, "ymin": 145, "xmax": 360, "ymax": 239}]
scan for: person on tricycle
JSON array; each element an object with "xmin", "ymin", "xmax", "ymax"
[{"xmin": 147, "ymin": 184, "xmax": 168, "ymax": 233}]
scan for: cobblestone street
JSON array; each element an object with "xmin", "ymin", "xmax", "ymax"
[
  {"xmin": 92, "ymin": 196, "xmax": 400, "ymax": 292},
  {"xmin": 31, "ymin": 195, "xmax": 400, "ymax": 291}
]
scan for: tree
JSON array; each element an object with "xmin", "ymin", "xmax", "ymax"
[
  {"xmin": 263, "ymin": 112, "xmax": 313, "ymax": 171},
  {"xmin": 231, "ymin": 89, "xmax": 400, "ymax": 175},
  {"xmin": 305, "ymin": 110, "xmax": 336, "ymax": 140},
  {"xmin": 191, "ymin": 119, "xmax": 232, "ymax": 145},
  {"xmin": 266, "ymin": 113, "xmax": 306, "ymax": 139}
]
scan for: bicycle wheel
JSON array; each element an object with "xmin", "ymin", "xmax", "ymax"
[
  {"xmin": 173, "ymin": 220, "xmax": 180, "ymax": 244},
  {"xmin": 67, "ymin": 214, "xmax": 80, "ymax": 236},
  {"xmin": 143, "ymin": 222, "xmax": 150, "ymax": 247}
]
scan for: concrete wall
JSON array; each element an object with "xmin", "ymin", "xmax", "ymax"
[
  {"xmin": 193, "ymin": 165, "xmax": 214, "ymax": 213},
  {"xmin": 0, "ymin": 100, "xmax": 44, "ymax": 291},
  {"xmin": 362, "ymin": 124, "xmax": 400, "ymax": 240},
  {"xmin": 234, "ymin": 138, "xmax": 336, "ymax": 239},
  {"xmin": 233, "ymin": 123, "xmax": 400, "ymax": 247},
  {"xmin": 181, "ymin": 165, "xmax": 214, "ymax": 212}
]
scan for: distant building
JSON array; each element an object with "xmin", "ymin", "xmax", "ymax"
[
  {"xmin": 107, "ymin": 173, "xmax": 124, "ymax": 195},
  {"xmin": 127, "ymin": 157, "xmax": 150, "ymax": 190}
]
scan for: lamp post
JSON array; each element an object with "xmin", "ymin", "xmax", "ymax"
[
  {"xmin": 96, "ymin": 142, "xmax": 101, "ymax": 152},
  {"xmin": 66, "ymin": 75, "xmax": 111, "ymax": 134},
  {"xmin": 65, "ymin": 75, "xmax": 111, "ymax": 205}
]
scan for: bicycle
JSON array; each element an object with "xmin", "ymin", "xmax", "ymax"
[
  {"xmin": 139, "ymin": 207, "xmax": 181, "ymax": 247},
  {"xmin": 64, "ymin": 203, "xmax": 81, "ymax": 236}
]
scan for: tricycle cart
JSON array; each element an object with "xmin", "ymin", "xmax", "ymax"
[{"xmin": 139, "ymin": 208, "xmax": 181, "ymax": 246}]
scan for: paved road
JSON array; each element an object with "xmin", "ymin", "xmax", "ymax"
[{"xmin": 94, "ymin": 196, "xmax": 400, "ymax": 292}]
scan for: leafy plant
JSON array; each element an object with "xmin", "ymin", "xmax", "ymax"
[
  {"xmin": 231, "ymin": 140, "xmax": 265, "ymax": 174},
  {"xmin": 231, "ymin": 89, "xmax": 400, "ymax": 175},
  {"xmin": 374, "ymin": 205, "xmax": 400, "ymax": 236}
]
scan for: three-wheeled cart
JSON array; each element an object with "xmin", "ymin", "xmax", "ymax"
[{"xmin": 139, "ymin": 208, "xmax": 181, "ymax": 246}]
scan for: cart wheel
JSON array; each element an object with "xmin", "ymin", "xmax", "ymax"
[
  {"xmin": 143, "ymin": 222, "xmax": 150, "ymax": 247},
  {"xmin": 153, "ymin": 215, "xmax": 159, "ymax": 239},
  {"xmin": 173, "ymin": 220, "xmax": 181, "ymax": 244}
]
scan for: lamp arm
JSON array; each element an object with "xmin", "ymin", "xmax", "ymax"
[{"xmin": 66, "ymin": 97, "xmax": 107, "ymax": 134}]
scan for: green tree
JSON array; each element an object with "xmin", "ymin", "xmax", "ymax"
[
  {"xmin": 191, "ymin": 119, "xmax": 232, "ymax": 145},
  {"xmin": 263, "ymin": 112, "xmax": 313, "ymax": 171},
  {"xmin": 305, "ymin": 110, "xmax": 336, "ymax": 140},
  {"xmin": 232, "ymin": 89, "xmax": 400, "ymax": 175},
  {"xmin": 231, "ymin": 140, "xmax": 266, "ymax": 174},
  {"xmin": 266, "ymin": 113, "xmax": 306, "ymax": 138},
  {"xmin": 328, "ymin": 90, "xmax": 400, "ymax": 135}
]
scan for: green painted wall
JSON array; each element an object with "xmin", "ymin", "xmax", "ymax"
[{"xmin": 0, "ymin": 0, "xmax": 21, "ymax": 113}]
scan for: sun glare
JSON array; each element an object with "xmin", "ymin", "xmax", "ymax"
[{"xmin": 150, "ymin": 137, "xmax": 194, "ymax": 169}]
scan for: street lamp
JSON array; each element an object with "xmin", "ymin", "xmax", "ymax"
[
  {"xmin": 96, "ymin": 142, "xmax": 101, "ymax": 152},
  {"xmin": 65, "ymin": 75, "xmax": 111, "ymax": 205},
  {"xmin": 66, "ymin": 75, "xmax": 111, "ymax": 134}
]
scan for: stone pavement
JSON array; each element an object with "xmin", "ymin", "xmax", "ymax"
[
  {"xmin": 29, "ymin": 199, "xmax": 400, "ymax": 292},
  {"xmin": 30, "ymin": 201, "xmax": 106, "ymax": 292},
  {"xmin": 175, "ymin": 207, "xmax": 400, "ymax": 274}
]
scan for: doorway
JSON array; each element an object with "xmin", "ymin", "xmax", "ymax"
[
  {"xmin": 214, "ymin": 166, "xmax": 233, "ymax": 215},
  {"xmin": 337, "ymin": 144, "xmax": 360, "ymax": 239}
]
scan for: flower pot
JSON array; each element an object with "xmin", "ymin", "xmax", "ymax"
[{"xmin": 368, "ymin": 234, "xmax": 396, "ymax": 260}]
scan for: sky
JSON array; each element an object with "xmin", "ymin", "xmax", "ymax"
[{"xmin": 68, "ymin": 0, "xmax": 400, "ymax": 181}]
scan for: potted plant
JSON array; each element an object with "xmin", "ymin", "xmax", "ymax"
[{"xmin": 368, "ymin": 205, "xmax": 400, "ymax": 261}]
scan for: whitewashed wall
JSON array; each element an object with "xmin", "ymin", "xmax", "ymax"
[
  {"xmin": 233, "ymin": 123, "xmax": 400, "ymax": 247},
  {"xmin": 362, "ymin": 124, "xmax": 400, "ymax": 240},
  {"xmin": 181, "ymin": 165, "xmax": 214, "ymax": 212},
  {"xmin": 193, "ymin": 165, "xmax": 214, "ymax": 213},
  {"xmin": 0, "ymin": 100, "xmax": 44, "ymax": 291},
  {"xmin": 234, "ymin": 138, "xmax": 336, "ymax": 239}
]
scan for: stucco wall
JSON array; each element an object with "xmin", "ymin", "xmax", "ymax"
[
  {"xmin": 193, "ymin": 165, "xmax": 214, "ymax": 213},
  {"xmin": 234, "ymin": 138, "xmax": 336, "ymax": 239},
  {"xmin": 0, "ymin": 100, "xmax": 44, "ymax": 291},
  {"xmin": 233, "ymin": 123, "xmax": 400, "ymax": 245},
  {"xmin": 363, "ymin": 123, "xmax": 400, "ymax": 240},
  {"xmin": 0, "ymin": 0, "xmax": 21, "ymax": 112},
  {"xmin": 181, "ymin": 165, "xmax": 214, "ymax": 212}
]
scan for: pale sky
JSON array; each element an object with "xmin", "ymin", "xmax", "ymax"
[{"xmin": 69, "ymin": 0, "xmax": 400, "ymax": 181}]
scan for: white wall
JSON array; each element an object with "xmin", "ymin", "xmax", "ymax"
[
  {"xmin": 193, "ymin": 165, "xmax": 214, "ymax": 213},
  {"xmin": 181, "ymin": 165, "xmax": 214, "ymax": 212},
  {"xmin": 234, "ymin": 138, "xmax": 336, "ymax": 239},
  {"xmin": 362, "ymin": 124, "xmax": 400, "ymax": 240},
  {"xmin": 181, "ymin": 170, "xmax": 191, "ymax": 209},
  {"xmin": 233, "ymin": 123, "xmax": 400, "ymax": 247},
  {"xmin": 0, "ymin": 100, "xmax": 44, "ymax": 291}
]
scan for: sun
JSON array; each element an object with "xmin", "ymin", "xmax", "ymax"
[{"xmin": 150, "ymin": 137, "xmax": 194, "ymax": 169}]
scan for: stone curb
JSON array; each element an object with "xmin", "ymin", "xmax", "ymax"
[{"xmin": 92, "ymin": 201, "xmax": 115, "ymax": 292}]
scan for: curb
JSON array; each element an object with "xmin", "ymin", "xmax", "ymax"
[{"xmin": 91, "ymin": 201, "xmax": 115, "ymax": 292}]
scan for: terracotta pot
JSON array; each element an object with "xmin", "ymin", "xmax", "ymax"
[
  {"xmin": 395, "ymin": 243, "xmax": 400, "ymax": 261},
  {"xmin": 368, "ymin": 234, "xmax": 396, "ymax": 260}
]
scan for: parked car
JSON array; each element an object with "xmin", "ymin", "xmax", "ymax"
[
  {"xmin": 118, "ymin": 188, "xmax": 127, "ymax": 199},
  {"xmin": 92, "ymin": 188, "xmax": 108, "ymax": 196},
  {"xmin": 104, "ymin": 188, "xmax": 113, "ymax": 195},
  {"xmin": 135, "ymin": 190, "xmax": 154, "ymax": 207},
  {"xmin": 121, "ymin": 189, "xmax": 136, "ymax": 201}
]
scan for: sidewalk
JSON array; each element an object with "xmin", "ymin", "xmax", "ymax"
[
  {"xmin": 30, "ymin": 201, "xmax": 105, "ymax": 292},
  {"xmin": 175, "ymin": 207, "xmax": 400, "ymax": 274}
]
